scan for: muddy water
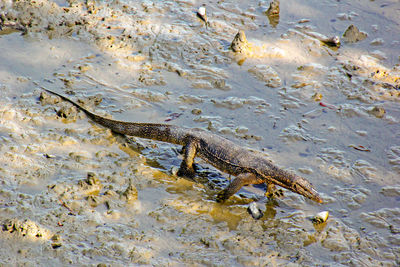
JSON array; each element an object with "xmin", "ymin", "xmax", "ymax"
[{"xmin": 1, "ymin": 0, "xmax": 399, "ymax": 265}]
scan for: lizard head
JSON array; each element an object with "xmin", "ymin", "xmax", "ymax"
[
  {"xmin": 290, "ymin": 175, "xmax": 323, "ymax": 203},
  {"xmin": 264, "ymin": 167, "xmax": 323, "ymax": 203}
]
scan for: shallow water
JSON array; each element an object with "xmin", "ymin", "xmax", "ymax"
[{"xmin": 1, "ymin": 0, "xmax": 399, "ymax": 266}]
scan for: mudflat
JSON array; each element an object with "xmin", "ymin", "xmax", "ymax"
[{"xmin": 0, "ymin": 0, "xmax": 399, "ymax": 265}]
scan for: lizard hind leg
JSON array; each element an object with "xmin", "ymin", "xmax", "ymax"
[
  {"xmin": 176, "ymin": 140, "xmax": 198, "ymax": 179},
  {"xmin": 216, "ymin": 173, "xmax": 260, "ymax": 202}
]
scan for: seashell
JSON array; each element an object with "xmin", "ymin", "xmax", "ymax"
[
  {"xmin": 196, "ymin": 6, "xmax": 207, "ymax": 24},
  {"xmin": 247, "ymin": 202, "xmax": 263, "ymax": 220},
  {"xmin": 321, "ymin": 36, "xmax": 341, "ymax": 47},
  {"xmin": 198, "ymin": 6, "xmax": 206, "ymax": 16},
  {"xmin": 312, "ymin": 211, "xmax": 329, "ymax": 224}
]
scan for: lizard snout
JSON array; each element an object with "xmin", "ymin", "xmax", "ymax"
[{"xmin": 293, "ymin": 178, "xmax": 323, "ymax": 203}]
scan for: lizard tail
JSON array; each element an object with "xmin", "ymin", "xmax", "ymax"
[{"xmin": 40, "ymin": 88, "xmax": 185, "ymax": 145}]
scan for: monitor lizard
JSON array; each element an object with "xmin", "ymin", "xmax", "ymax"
[{"xmin": 40, "ymin": 88, "xmax": 323, "ymax": 204}]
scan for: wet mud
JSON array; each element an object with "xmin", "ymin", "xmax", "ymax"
[{"xmin": 1, "ymin": 0, "xmax": 399, "ymax": 266}]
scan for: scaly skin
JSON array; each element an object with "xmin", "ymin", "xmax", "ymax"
[{"xmin": 41, "ymin": 88, "xmax": 323, "ymax": 204}]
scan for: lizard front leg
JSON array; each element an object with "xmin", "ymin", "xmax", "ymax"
[
  {"xmin": 177, "ymin": 139, "xmax": 198, "ymax": 179},
  {"xmin": 216, "ymin": 173, "xmax": 262, "ymax": 202},
  {"xmin": 265, "ymin": 183, "xmax": 284, "ymax": 199}
]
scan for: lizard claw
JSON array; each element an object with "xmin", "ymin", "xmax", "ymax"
[
  {"xmin": 216, "ymin": 190, "xmax": 228, "ymax": 203},
  {"xmin": 176, "ymin": 167, "xmax": 196, "ymax": 180}
]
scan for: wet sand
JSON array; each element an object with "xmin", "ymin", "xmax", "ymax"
[{"xmin": 0, "ymin": 0, "xmax": 399, "ymax": 266}]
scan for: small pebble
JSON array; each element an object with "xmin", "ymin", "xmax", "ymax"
[
  {"xmin": 51, "ymin": 243, "xmax": 62, "ymax": 249},
  {"xmin": 355, "ymin": 130, "xmax": 368, "ymax": 136},
  {"xmin": 191, "ymin": 108, "xmax": 202, "ymax": 115},
  {"xmin": 370, "ymin": 38, "xmax": 384, "ymax": 46},
  {"xmin": 312, "ymin": 93, "xmax": 323, "ymax": 101}
]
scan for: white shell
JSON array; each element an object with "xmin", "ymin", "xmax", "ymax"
[
  {"xmin": 248, "ymin": 202, "xmax": 263, "ymax": 220},
  {"xmin": 331, "ymin": 36, "xmax": 340, "ymax": 44},
  {"xmin": 313, "ymin": 211, "xmax": 329, "ymax": 223},
  {"xmin": 198, "ymin": 7, "xmax": 206, "ymax": 16}
]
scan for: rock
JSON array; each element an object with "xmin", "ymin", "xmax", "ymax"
[
  {"xmin": 51, "ymin": 243, "xmax": 62, "ymax": 249},
  {"xmin": 367, "ymin": 106, "xmax": 385, "ymax": 118},
  {"xmin": 265, "ymin": 0, "xmax": 280, "ymax": 27},
  {"xmin": 235, "ymin": 126, "xmax": 248, "ymax": 134},
  {"xmin": 212, "ymin": 79, "xmax": 232, "ymax": 90},
  {"xmin": 230, "ymin": 30, "xmax": 249, "ymax": 53},
  {"xmin": 51, "ymin": 234, "xmax": 62, "ymax": 249},
  {"xmin": 343, "ymin": 25, "xmax": 367, "ymax": 43},
  {"xmin": 121, "ymin": 181, "xmax": 138, "ymax": 202},
  {"xmin": 312, "ymin": 93, "xmax": 323, "ymax": 101},
  {"xmin": 86, "ymin": 172, "xmax": 100, "ymax": 186},
  {"xmin": 370, "ymin": 38, "xmax": 384, "ymax": 46},
  {"xmin": 266, "ymin": 0, "xmax": 280, "ymax": 16},
  {"xmin": 191, "ymin": 108, "xmax": 202, "ymax": 115},
  {"xmin": 2, "ymin": 218, "xmax": 49, "ymax": 238},
  {"xmin": 78, "ymin": 172, "xmax": 103, "ymax": 195}
]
